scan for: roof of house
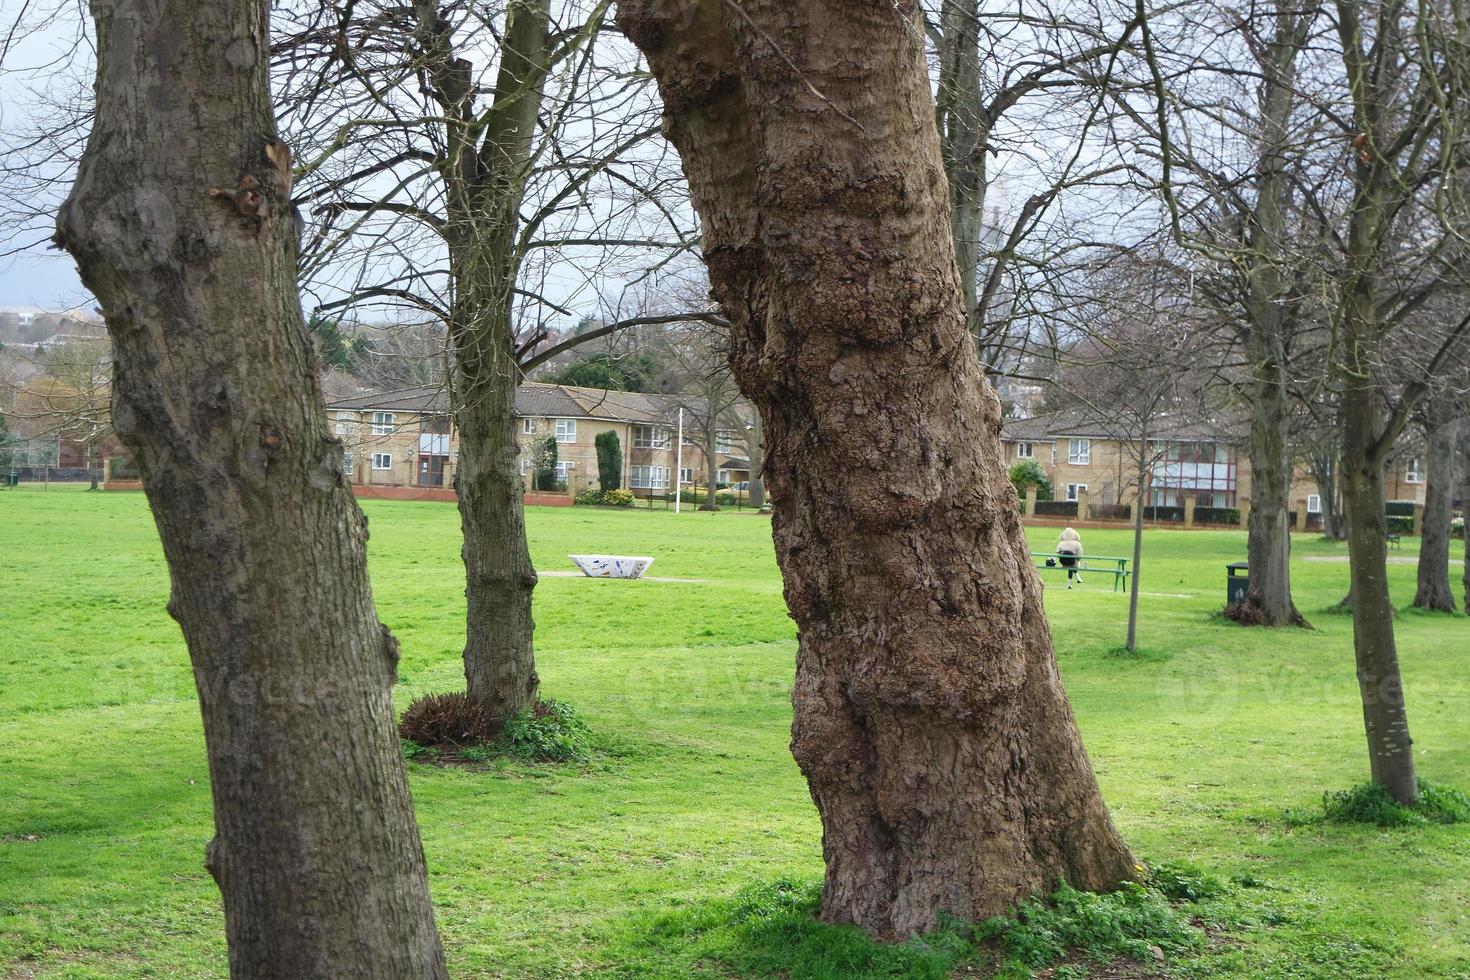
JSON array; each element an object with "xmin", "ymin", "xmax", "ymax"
[
  {"xmin": 326, "ymin": 382, "xmax": 721, "ymax": 426},
  {"xmin": 1001, "ymin": 410, "xmax": 1242, "ymax": 444}
]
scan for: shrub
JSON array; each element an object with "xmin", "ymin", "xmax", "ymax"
[
  {"xmin": 574, "ymin": 488, "xmax": 604, "ymax": 505},
  {"xmin": 1385, "ymin": 514, "xmax": 1414, "ymax": 535},
  {"xmin": 1453, "ymin": 516, "xmax": 1465, "ymax": 539},
  {"xmin": 715, "ymin": 491, "xmax": 736, "ymax": 506},
  {"xmin": 534, "ymin": 436, "xmax": 559, "ymax": 491},
  {"xmin": 502, "ymin": 699, "xmax": 592, "ymax": 762},
  {"xmin": 595, "ymin": 430, "xmax": 622, "ymax": 492},
  {"xmin": 399, "ymin": 691, "xmax": 498, "ymax": 748},
  {"xmin": 602, "ymin": 488, "xmax": 635, "ymax": 506},
  {"xmin": 678, "ymin": 489, "xmax": 706, "ymax": 504},
  {"xmin": 1009, "ymin": 458, "xmax": 1053, "ymax": 502},
  {"xmin": 1034, "ymin": 500, "xmax": 1078, "ymax": 518},
  {"xmin": 1320, "ymin": 780, "xmax": 1470, "ymax": 827},
  {"xmin": 1385, "ymin": 499, "xmax": 1416, "ymax": 517}
]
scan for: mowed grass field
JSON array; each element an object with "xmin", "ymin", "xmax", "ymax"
[{"xmin": 2, "ymin": 485, "xmax": 1468, "ymax": 978}]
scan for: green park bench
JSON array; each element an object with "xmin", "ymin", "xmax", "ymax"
[
  {"xmin": 1033, "ymin": 553, "xmax": 1131, "ymax": 592},
  {"xmin": 1386, "ymin": 532, "xmax": 1402, "ymax": 549}
]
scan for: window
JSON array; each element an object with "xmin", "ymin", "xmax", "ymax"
[
  {"xmin": 632, "ymin": 424, "xmax": 670, "ymax": 449},
  {"xmin": 421, "ymin": 415, "xmax": 450, "ymax": 435},
  {"xmin": 335, "ymin": 411, "xmax": 356, "ymax": 435},
  {"xmin": 342, "ymin": 452, "xmax": 354, "ymax": 476},
  {"xmin": 1307, "ymin": 494, "xmax": 1322, "ymax": 514},
  {"xmin": 715, "ymin": 430, "xmax": 736, "ymax": 454},
  {"xmin": 1067, "ymin": 438, "xmax": 1091, "ymax": 465},
  {"xmin": 679, "ymin": 468, "xmax": 693, "ymax": 484},
  {"xmin": 630, "ymin": 465, "xmax": 669, "ymax": 489},
  {"xmin": 1016, "ymin": 442, "xmax": 1033, "ymax": 459},
  {"xmin": 554, "ymin": 419, "xmax": 576, "ymax": 443},
  {"xmin": 372, "ymin": 453, "xmax": 392, "ymax": 470},
  {"xmin": 718, "ymin": 469, "xmax": 731, "ymax": 483},
  {"xmin": 1066, "ymin": 483, "xmax": 1088, "ymax": 501},
  {"xmin": 555, "ymin": 461, "xmax": 576, "ymax": 480},
  {"xmin": 371, "ymin": 411, "xmax": 394, "ymax": 435},
  {"xmin": 519, "ymin": 458, "xmax": 530, "ymax": 476},
  {"xmin": 522, "ymin": 418, "xmax": 536, "ymax": 435},
  {"xmin": 1405, "ymin": 457, "xmax": 1424, "ymax": 484}
]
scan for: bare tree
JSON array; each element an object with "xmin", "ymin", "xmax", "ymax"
[
  {"xmin": 1048, "ymin": 256, "xmax": 1211, "ymax": 650},
  {"xmin": 51, "ymin": 0, "xmax": 447, "ymax": 972},
  {"xmin": 619, "ymin": 0, "xmax": 1135, "ymax": 937},
  {"xmin": 1321, "ymin": 0, "xmax": 1470, "ymax": 804},
  {"xmin": 276, "ymin": 0, "xmax": 694, "ymax": 724}
]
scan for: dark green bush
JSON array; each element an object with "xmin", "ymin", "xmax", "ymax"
[
  {"xmin": 595, "ymin": 430, "xmax": 622, "ymax": 492},
  {"xmin": 574, "ymin": 488, "xmax": 604, "ymax": 505},
  {"xmin": 503, "ymin": 699, "xmax": 592, "ymax": 762}
]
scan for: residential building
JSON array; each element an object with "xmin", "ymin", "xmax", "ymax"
[
  {"xmin": 325, "ymin": 383, "xmax": 753, "ymax": 496},
  {"xmin": 999, "ymin": 411, "xmax": 1427, "ymax": 519}
]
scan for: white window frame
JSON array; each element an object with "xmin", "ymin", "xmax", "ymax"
[
  {"xmin": 1067, "ymin": 438, "xmax": 1091, "ymax": 465},
  {"xmin": 679, "ymin": 467, "xmax": 693, "ymax": 484},
  {"xmin": 1066, "ymin": 482, "xmax": 1088, "ymax": 502},
  {"xmin": 522, "ymin": 418, "xmax": 535, "ymax": 435},
  {"xmin": 715, "ymin": 430, "xmax": 736, "ymax": 454},
  {"xmin": 371, "ymin": 452, "xmax": 393, "ymax": 470},
  {"xmin": 1016, "ymin": 441, "xmax": 1033, "ymax": 459},
  {"xmin": 632, "ymin": 424, "xmax": 670, "ymax": 449},
  {"xmin": 630, "ymin": 465, "xmax": 669, "ymax": 490},
  {"xmin": 554, "ymin": 419, "xmax": 576, "ymax": 443},
  {"xmin": 554, "ymin": 461, "xmax": 575, "ymax": 480},
  {"xmin": 335, "ymin": 411, "xmax": 356, "ymax": 435},
  {"xmin": 1405, "ymin": 457, "xmax": 1424, "ymax": 484},
  {"xmin": 1307, "ymin": 494, "xmax": 1322, "ymax": 514},
  {"xmin": 341, "ymin": 452, "xmax": 354, "ymax": 476},
  {"xmin": 371, "ymin": 411, "xmax": 394, "ymax": 435},
  {"xmin": 718, "ymin": 469, "xmax": 731, "ymax": 483}
]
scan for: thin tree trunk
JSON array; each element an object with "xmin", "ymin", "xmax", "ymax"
[
  {"xmin": 1235, "ymin": 346, "xmax": 1304, "ymax": 625},
  {"xmin": 55, "ymin": 0, "xmax": 448, "ymax": 972},
  {"xmin": 620, "ymin": 0, "xmax": 1135, "ymax": 937},
  {"xmin": 1340, "ymin": 303, "xmax": 1417, "ymax": 805},
  {"xmin": 748, "ymin": 413, "xmax": 766, "ymax": 508},
  {"xmin": 1127, "ymin": 447, "xmax": 1147, "ymax": 651},
  {"xmin": 701, "ymin": 417, "xmax": 720, "ymax": 511},
  {"xmin": 1412, "ymin": 411, "xmax": 1459, "ymax": 612},
  {"xmin": 936, "ymin": 0, "xmax": 985, "ymax": 340}
]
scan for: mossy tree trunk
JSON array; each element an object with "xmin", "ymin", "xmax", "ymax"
[{"xmin": 1412, "ymin": 408, "xmax": 1460, "ymax": 613}]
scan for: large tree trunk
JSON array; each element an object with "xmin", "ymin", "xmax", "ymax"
[
  {"xmin": 1339, "ymin": 307, "xmax": 1417, "ymax": 805},
  {"xmin": 619, "ymin": 0, "xmax": 1135, "ymax": 938},
  {"xmin": 428, "ymin": 0, "xmax": 550, "ymax": 723},
  {"xmin": 1412, "ymin": 410, "xmax": 1460, "ymax": 612},
  {"xmin": 55, "ymin": 0, "xmax": 448, "ymax": 973}
]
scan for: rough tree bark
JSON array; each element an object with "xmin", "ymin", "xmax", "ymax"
[
  {"xmin": 54, "ymin": 0, "xmax": 448, "ymax": 973},
  {"xmin": 1226, "ymin": 3, "xmax": 1313, "ymax": 627},
  {"xmin": 619, "ymin": 0, "xmax": 1135, "ymax": 937},
  {"xmin": 1412, "ymin": 407, "xmax": 1460, "ymax": 612},
  {"xmin": 418, "ymin": 0, "xmax": 551, "ymax": 723}
]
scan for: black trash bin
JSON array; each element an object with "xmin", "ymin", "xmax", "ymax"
[{"xmin": 1226, "ymin": 562, "xmax": 1249, "ymax": 605}]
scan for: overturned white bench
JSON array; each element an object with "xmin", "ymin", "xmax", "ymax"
[{"xmin": 568, "ymin": 554, "xmax": 656, "ymax": 579}]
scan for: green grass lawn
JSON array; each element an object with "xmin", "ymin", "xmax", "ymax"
[{"xmin": 1, "ymin": 486, "xmax": 1468, "ymax": 978}]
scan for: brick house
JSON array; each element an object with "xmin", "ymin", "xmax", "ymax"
[
  {"xmin": 1000, "ymin": 412, "xmax": 1427, "ymax": 521},
  {"xmin": 326, "ymin": 383, "xmax": 752, "ymax": 496}
]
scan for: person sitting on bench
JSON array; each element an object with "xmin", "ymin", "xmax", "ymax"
[{"xmin": 1056, "ymin": 526, "xmax": 1083, "ymax": 589}]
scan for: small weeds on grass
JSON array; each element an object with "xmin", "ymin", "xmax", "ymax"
[
  {"xmin": 502, "ymin": 698, "xmax": 592, "ymax": 762},
  {"xmin": 978, "ymin": 880, "xmax": 1204, "ymax": 977},
  {"xmin": 1308, "ymin": 780, "xmax": 1470, "ymax": 828}
]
